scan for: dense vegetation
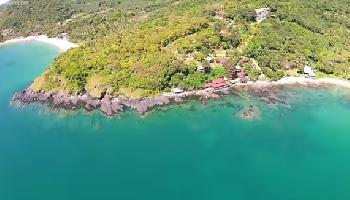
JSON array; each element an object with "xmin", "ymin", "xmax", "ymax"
[
  {"xmin": 0, "ymin": 0, "xmax": 176, "ymax": 42},
  {"xmin": 1, "ymin": 0, "xmax": 350, "ymax": 97}
]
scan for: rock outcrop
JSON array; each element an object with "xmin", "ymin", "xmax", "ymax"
[
  {"xmin": 239, "ymin": 105, "xmax": 261, "ymax": 120},
  {"xmin": 12, "ymin": 85, "xmax": 176, "ymax": 116},
  {"xmin": 12, "ymin": 80, "xmax": 302, "ymax": 116}
]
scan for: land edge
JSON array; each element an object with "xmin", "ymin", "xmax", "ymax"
[
  {"xmin": 11, "ymin": 77, "xmax": 350, "ymax": 116},
  {"xmin": 0, "ymin": 35, "xmax": 78, "ymax": 52}
]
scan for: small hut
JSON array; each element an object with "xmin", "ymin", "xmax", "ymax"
[
  {"xmin": 198, "ymin": 61, "xmax": 211, "ymax": 73},
  {"xmin": 304, "ymin": 64, "xmax": 316, "ymax": 79},
  {"xmin": 172, "ymin": 88, "xmax": 184, "ymax": 94}
]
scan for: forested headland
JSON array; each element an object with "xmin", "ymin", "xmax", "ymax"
[{"xmin": 1, "ymin": 0, "xmax": 350, "ymax": 98}]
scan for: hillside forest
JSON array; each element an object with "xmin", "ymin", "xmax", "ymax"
[{"xmin": 1, "ymin": 0, "xmax": 350, "ymax": 97}]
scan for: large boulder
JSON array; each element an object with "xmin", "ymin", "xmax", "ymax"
[
  {"xmin": 69, "ymin": 94, "xmax": 80, "ymax": 106},
  {"xmin": 238, "ymin": 105, "xmax": 261, "ymax": 120},
  {"xmin": 84, "ymin": 95, "xmax": 100, "ymax": 110},
  {"xmin": 100, "ymin": 97, "xmax": 113, "ymax": 116},
  {"xmin": 111, "ymin": 99, "xmax": 123, "ymax": 113}
]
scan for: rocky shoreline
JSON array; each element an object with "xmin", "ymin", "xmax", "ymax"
[
  {"xmin": 11, "ymin": 77, "xmax": 349, "ymax": 116},
  {"xmin": 12, "ymin": 85, "xmax": 232, "ymax": 116},
  {"xmin": 11, "ymin": 83, "xmax": 288, "ymax": 116},
  {"xmin": 12, "ymin": 85, "xmax": 175, "ymax": 116}
]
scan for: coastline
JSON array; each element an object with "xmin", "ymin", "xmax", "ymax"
[
  {"xmin": 0, "ymin": 35, "xmax": 78, "ymax": 52},
  {"xmin": 276, "ymin": 77, "xmax": 350, "ymax": 89},
  {"xmin": 12, "ymin": 76, "xmax": 350, "ymax": 116},
  {"xmin": 161, "ymin": 77, "xmax": 350, "ymax": 99}
]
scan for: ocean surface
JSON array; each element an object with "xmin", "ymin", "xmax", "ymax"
[{"xmin": 0, "ymin": 42, "xmax": 350, "ymax": 200}]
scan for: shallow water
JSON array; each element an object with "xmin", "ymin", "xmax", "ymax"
[{"xmin": 1, "ymin": 42, "xmax": 350, "ymax": 200}]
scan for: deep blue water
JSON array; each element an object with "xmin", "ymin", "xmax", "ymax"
[{"xmin": 0, "ymin": 42, "xmax": 350, "ymax": 200}]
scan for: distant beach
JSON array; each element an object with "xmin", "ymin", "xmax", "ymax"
[
  {"xmin": 276, "ymin": 77, "xmax": 350, "ymax": 89},
  {"xmin": 238, "ymin": 77, "xmax": 350, "ymax": 90},
  {"xmin": 0, "ymin": 0, "xmax": 10, "ymax": 6},
  {"xmin": 162, "ymin": 77, "xmax": 350, "ymax": 100},
  {"xmin": 0, "ymin": 35, "xmax": 78, "ymax": 52}
]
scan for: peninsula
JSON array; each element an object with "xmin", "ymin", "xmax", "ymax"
[{"xmin": 1, "ymin": 0, "xmax": 349, "ymax": 115}]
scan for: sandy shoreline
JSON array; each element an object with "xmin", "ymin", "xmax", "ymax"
[
  {"xmin": 276, "ymin": 77, "xmax": 349, "ymax": 87},
  {"xmin": 0, "ymin": 35, "xmax": 78, "ymax": 52},
  {"xmin": 276, "ymin": 77, "xmax": 350, "ymax": 89},
  {"xmin": 162, "ymin": 77, "xmax": 350, "ymax": 99}
]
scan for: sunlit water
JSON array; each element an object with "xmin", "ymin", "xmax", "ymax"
[{"xmin": 0, "ymin": 42, "xmax": 350, "ymax": 200}]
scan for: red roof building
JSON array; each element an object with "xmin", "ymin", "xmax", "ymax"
[
  {"xmin": 212, "ymin": 78, "xmax": 225, "ymax": 84},
  {"xmin": 205, "ymin": 78, "xmax": 228, "ymax": 89}
]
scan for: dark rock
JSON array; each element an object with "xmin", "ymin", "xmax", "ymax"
[
  {"xmin": 135, "ymin": 100, "xmax": 149, "ymax": 114},
  {"xmin": 238, "ymin": 105, "xmax": 261, "ymax": 120},
  {"xmin": 100, "ymin": 97, "xmax": 113, "ymax": 116},
  {"xmin": 70, "ymin": 95, "xmax": 79, "ymax": 106},
  {"xmin": 174, "ymin": 96, "xmax": 183, "ymax": 103},
  {"xmin": 111, "ymin": 99, "xmax": 123, "ymax": 113},
  {"xmin": 85, "ymin": 95, "xmax": 100, "ymax": 110},
  {"xmin": 12, "ymin": 85, "xmax": 203, "ymax": 116}
]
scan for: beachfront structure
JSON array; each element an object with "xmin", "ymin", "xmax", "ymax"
[
  {"xmin": 255, "ymin": 8, "xmax": 271, "ymax": 23},
  {"xmin": 226, "ymin": 65, "xmax": 247, "ymax": 81},
  {"xmin": 205, "ymin": 78, "xmax": 228, "ymax": 89},
  {"xmin": 304, "ymin": 65, "xmax": 316, "ymax": 78},
  {"xmin": 172, "ymin": 88, "xmax": 184, "ymax": 94}
]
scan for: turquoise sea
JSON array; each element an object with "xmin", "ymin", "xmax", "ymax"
[{"xmin": 0, "ymin": 42, "xmax": 350, "ymax": 200}]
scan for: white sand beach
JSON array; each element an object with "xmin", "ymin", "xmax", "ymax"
[
  {"xmin": 276, "ymin": 77, "xmax": 350, "ymax": 89},
  {"xmin": 163, "ymin": 76, "xmax": 350, "ymax": 99},
  {"xmin": 0, "ymin": 0, "xmax": 10, "ymax": 6},
  {"xmin": 0, "ymin": 35, "xmax": 78, "ymax": 52},
  {"xmin": 220, "ymin": 77, "xmax": 350, "ymax": 90}
]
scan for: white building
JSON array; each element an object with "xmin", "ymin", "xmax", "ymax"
[
  {"xmin": 304, "ymin": 65, "xmax": 316, "ymax": 78},
  {"xmin": 172, "ymin": 88, "xmax": 184, "ymax": 94}
]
